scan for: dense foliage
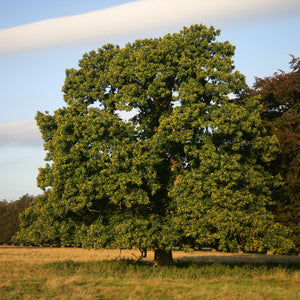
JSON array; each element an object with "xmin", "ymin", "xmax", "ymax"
[
  {"xmin": 0, "ymin": 194, "xmax": 34, "ymax": 244},
  {"xmin": 15, "ymin": 25, "xmax": 294, "ymax": 259},
  {"xmin": 244, "ymin": 56, "xmax": 300, "ymax": 249}
]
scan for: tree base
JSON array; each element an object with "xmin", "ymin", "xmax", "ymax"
[{"xmin": 154, "ymin": 248, "xmax": 173, "ymax": 266}]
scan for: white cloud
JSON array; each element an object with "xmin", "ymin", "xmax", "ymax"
[
  {"xmin": 0, "ymin": 120, "xmax": 42, "ymax": 147},
  {"xmin": 0, "ymin": 0, "xmax": 299, "ymax": 55}
]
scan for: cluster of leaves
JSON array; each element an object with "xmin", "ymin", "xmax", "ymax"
[
  {"xmin": 0, "ymin": 194, "xmax": 34, "ymax": 244},
  {"xmin": 15, "ymin": 25, "xmax": 295, "ymax": 254},
  {"xmin": 243, "ymin": 56, "xmax": 300, "ymax": 249}
]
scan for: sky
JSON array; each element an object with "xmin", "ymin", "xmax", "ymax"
[{"xmin": 0, "ymin": 0, "xmax": 299, "ymax": 201}]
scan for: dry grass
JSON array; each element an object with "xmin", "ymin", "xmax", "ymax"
[
  {"xmin": 0, "ymin": 246, "xmax": 299, "ymax": 299},
  {"xmin": 1, "ymin": 245, "xmax": 299, "ymax": 265}
]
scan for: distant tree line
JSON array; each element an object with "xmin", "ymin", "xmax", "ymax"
[{"xmin": 0, "ymin": 194, "xmax": 35, "ymax": 244}]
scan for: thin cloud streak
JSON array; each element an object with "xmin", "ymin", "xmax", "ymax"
[
  {"xmin": 0, "ymin": 120, "xmax": 42, "ymax": 147},
  {"xmin": 0, "ymin": 0, "xmax": 299, "ymax": 55}
]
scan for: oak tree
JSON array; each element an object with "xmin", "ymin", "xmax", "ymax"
[{"xmin": 16, "ymin": 25, "xmax": 294, "ymax": 265}]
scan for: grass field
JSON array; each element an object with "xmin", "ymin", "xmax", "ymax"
[{"xmin": 0, "ymin": 247, "xmax": 299, "ymax": 299}]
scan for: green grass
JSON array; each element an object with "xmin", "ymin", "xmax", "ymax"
[
  {"xmin": 44, "ymin": 258, "xmax": 300, "ymax": 279},
  {"xmin": 1, "ymin": 258, "xmax": 299, "ymax": 299}
]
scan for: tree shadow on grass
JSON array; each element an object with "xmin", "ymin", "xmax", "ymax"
[
  {"xmin": 43, "ymin": 254, "xmax": 300, "ymax": 281},
  {"xmin": 174, "ymin": 253, "xmax": 300, "ymax": 269}
]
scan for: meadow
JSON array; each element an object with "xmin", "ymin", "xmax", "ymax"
[{"xmin": 0, "ymin": 246, "xmax": 299, "ymax": 299}]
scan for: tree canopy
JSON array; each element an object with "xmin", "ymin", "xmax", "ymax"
[
  {"xmin": 15, "ymin": 25, "xmax": 294, "ymax": 264},
  {"xmin": 244, "ymin": 56, "xmax": 300, "ymax": 250}
]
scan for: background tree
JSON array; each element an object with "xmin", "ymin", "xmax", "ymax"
[
  {"xmin": 0, "ymin": 194, "xmax": 34, "ymax": 244},
  {"xmin": 243, "ymin": 56, "xmax": 300, "ymax": 250},
  {"xmin": 15, "ymin": 25, "xmax": 294, "ymax": 265}
]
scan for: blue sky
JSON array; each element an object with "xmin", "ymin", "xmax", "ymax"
[{"xmin": 0, "ymin": 0, "xmax": 299, "ymax": 200}]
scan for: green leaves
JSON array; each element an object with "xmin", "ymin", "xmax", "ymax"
[{"xmin": 16, "ymin": 24, "xmax": 294, "ymax": 254}]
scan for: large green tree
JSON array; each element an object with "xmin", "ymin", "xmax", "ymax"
[
  {"xmin": 15, "ymin": 25, "xmax": 294, "ymax": 265},
  {"xmin": 243, "ymin": 56, "xmax": 300, "ymax": 250}
]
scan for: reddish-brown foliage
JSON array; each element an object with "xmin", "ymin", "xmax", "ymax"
[{"xmin": 244, "ymin": 56, "xmax": 300, "ymax": 249}]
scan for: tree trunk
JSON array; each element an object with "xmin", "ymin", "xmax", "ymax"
[{"xmin": 154, "ymin": 248, "xmax": 173, "ymax": 266}]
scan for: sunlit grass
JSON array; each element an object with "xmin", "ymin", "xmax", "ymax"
[{"xmin": 0, "ymin": 247, "xmax": 299, "ymax": 299}]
